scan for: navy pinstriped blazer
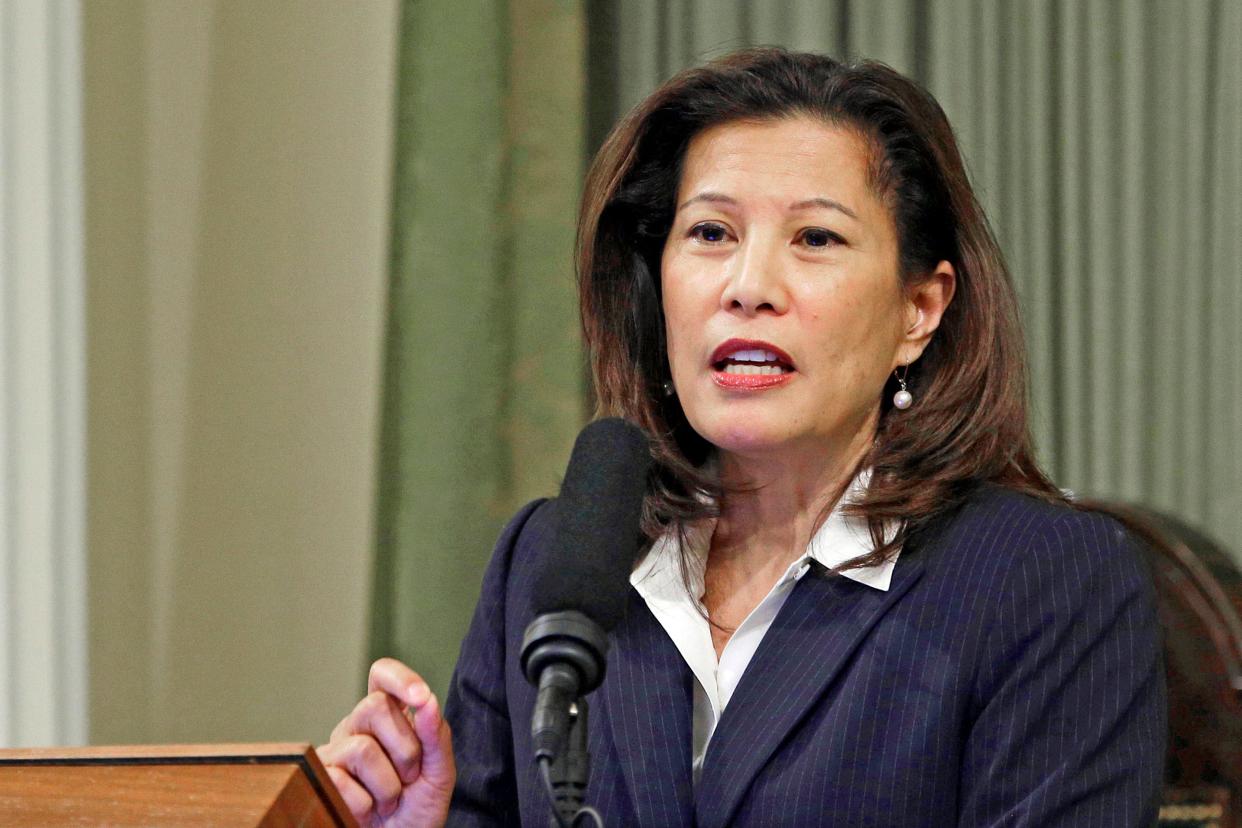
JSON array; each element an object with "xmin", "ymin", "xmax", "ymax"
[{"xmin": 444, "ymin": 483, "xmax": 1167, "ymax": 826}]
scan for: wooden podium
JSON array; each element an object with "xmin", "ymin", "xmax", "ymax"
[{"xmin": 0, "ymin": 743, "xmax": 359, "ymax": 826}]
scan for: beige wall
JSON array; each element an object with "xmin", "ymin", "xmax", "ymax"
[{"xmin": 84, "ymin": 0, "xmax": 398, "ymax": 744}]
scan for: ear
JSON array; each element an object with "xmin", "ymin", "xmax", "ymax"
[{"xmin": 896, "ymin": 260, "xmax": 956, "ymax": 367}]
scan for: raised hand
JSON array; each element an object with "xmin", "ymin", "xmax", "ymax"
[{"xmin": 317, "ymin": 658, "xmax": 455, "ymax": 827}]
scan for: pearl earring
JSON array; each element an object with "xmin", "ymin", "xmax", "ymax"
[
  {"xmin": 662, "ymin": 380, "xmax": 676, "ymax": 397},
  {"xmin": 892, "ymin": 365, "xmax": 913, "ymax": 410}
]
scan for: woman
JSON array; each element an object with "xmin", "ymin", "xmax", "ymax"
[{"xmin": 318, "ymin": 48, "xmax": 1166, "ymax": 826}]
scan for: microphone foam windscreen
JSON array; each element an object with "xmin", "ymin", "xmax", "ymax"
[{"xmin": 531, "ymin": 418, "xmax": 653, "ymax": 631}]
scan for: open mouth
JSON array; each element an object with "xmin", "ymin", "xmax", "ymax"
[
  {"xmin": 709, "ymin": 340, "xmax": 797, "ymax": 388},
  {"xmin": 712, "ymin": 349, "xmax": 795, "ymax": 375}
]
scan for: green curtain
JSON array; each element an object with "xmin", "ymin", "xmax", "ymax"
[
  {"xmin": 370, "ymin": 0, "xmax": 587, "ymax": 693},
  {"xmin": 374, "ymin": 0, "xmax": 1242, "ymax": 690},
  {"xmin": 586, "ymin": 0, "xmax": 1242, "ymax": 553}
]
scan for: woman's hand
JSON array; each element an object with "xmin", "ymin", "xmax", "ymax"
[{"xmin": 317, "ymin": 658, "xmax": 456, "ymax": 827}]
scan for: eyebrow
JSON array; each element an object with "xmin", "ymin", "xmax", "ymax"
[{"xmin": 677, "ymin": 191, "xmax": 859, "ymax": 220}]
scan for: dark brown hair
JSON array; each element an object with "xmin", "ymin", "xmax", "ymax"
[{"xmin": 577, "ymin": 47, "xmax": 1063, "ymax": 570}]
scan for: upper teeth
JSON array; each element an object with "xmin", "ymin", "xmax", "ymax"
[{"xmin": 728, "ymin": 349, "xmax": 780, "ymax": 363}]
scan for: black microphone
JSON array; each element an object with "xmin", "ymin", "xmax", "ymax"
[{"xmin": 520, "ymin": 418, "xmax": 652, "ymax": 766}]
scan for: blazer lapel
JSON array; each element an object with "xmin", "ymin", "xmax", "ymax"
[
  {"xmin": 694, "ymin": 553, "xmax": 927, "ymax": 828},
  {"xmin": 601, "ymin": 589, "xmax": 696, "ymax": 827}
]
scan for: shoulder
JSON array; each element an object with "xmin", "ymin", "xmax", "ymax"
[
  {"xmin": 912, "ymin": 483, "xmax": 1155, "ymax": 620},
  {"xmin": 476, "ymin": 497, "xmax": 558, "ymax": 611},
  {"xmin": 924, "ymin": 482, "xmax": 1140, "ymax": 572},
  {"xmin": 498, "ymin": 497, "xmax": 558, "ymax": 570}
]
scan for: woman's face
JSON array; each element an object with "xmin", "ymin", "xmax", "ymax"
[{"xmin": 661, "ymin": 116, "xmax": 935, "ymax": 462}]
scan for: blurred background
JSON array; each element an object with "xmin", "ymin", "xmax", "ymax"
[{"xmin": 2, "ymin": 0, "xmax": 1238, "ymax": 749}]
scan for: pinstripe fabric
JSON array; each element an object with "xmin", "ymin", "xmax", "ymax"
[
  {"xmin": 444, "ymin": 483, "xmax": 1166, "ymax": 826},
  {"xmin": 600, "ymin": 589, "xmax": 696, "ymax": 825},
  {"xmin": 694, "ymin": 551, "xmax": 928, "ymax": 826}
]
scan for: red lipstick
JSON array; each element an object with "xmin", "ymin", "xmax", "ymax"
[{"xmin": 708, "ymin": 338, "xmax": 796, "ymax": 391}]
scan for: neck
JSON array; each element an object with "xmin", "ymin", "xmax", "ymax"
[{"xmin": 711, "ymin": 413, "xmax": 877, "ymax": 569}]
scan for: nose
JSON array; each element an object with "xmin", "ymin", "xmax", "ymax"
[{"xmin": 720, "ymin": 235, "xmax": 790, "ymax": 316}]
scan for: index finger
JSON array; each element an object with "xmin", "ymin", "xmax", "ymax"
[{"xmin": 368, "ymin": 658, "xmax": 431, "ymax": 708}]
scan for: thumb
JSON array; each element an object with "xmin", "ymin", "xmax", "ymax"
[{"xmin": 412, "ymin": 694, "xmax": 455, "ymax": 791}]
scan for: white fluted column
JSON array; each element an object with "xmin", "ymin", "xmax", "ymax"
[{"xmin": 0, "ymin": 0, "xmax": 88, "ymax": 747}]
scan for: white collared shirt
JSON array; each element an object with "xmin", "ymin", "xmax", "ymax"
[{"xmin": 628, "ymin": 472, "xmax": 899, "ymax": 785}]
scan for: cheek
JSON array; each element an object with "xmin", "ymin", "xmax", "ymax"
[
  {"xmin": 800, "ymin": 282, "xmax": 904, "ymax": 375},
  {"xmin": 660, "ymin": 264, "xmax": 704, "ymax": 367},
  {"xmin": 661, "ymin": 286, "xmax": 683, "ymax": 363}
]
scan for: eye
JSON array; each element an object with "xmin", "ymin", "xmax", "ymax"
[
  {"xmin": 798, "ymin": 227, "xmax": 844, "ymax": 248},
  {"xmin": 689, "ymin": 221, "xmax": 731, "ymax": 244}
]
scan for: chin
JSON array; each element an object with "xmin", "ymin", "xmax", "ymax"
[{"xmin": 689, "ymin": 410, "xmax": 793, "ymax": 457}]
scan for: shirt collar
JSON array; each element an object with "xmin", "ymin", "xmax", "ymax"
[{"xmin": 630, "ymin": 468, "xmax": 900, "ymax": 596}]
